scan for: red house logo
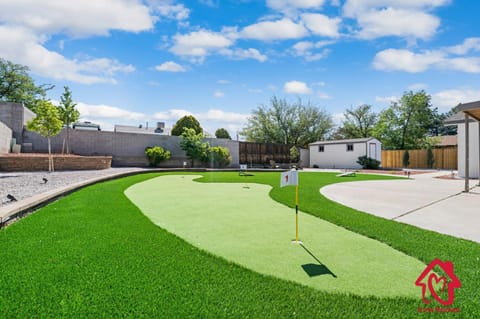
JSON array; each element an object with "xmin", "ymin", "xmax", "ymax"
[{"xmin": 415, "ymin": 259, "xmax": 461, "ymax": 306}]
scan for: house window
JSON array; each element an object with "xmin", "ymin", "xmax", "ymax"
[
  {"xmin": 318, "ymin": 145, "xmax": 324, "ymax": 152},
  {"xmin": 346, "ymin": 144, "xmax": 354, "ymax": 151}
]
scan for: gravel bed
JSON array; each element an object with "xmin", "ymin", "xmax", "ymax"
[{"xmin": 0, "ymin": 168, "xmax": 143, "ymax": 207}]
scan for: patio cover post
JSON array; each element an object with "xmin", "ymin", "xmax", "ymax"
[{"xmin": 464, "ymin": 112, "xmax": 470, "ymax": 192}]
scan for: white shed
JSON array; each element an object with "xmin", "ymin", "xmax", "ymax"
[{"xmin": 309, "ymin": 137, "xmax": 382, "ymax": 169}]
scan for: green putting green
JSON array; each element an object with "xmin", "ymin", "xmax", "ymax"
[{"xmin": 125, "ymin": 175, "xmax": 426, "ymax": 298}]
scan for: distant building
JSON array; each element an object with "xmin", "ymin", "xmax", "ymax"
[
  {"xmin": 73, "ymin": 121, "xmax": 101, "ymax": 131},
  {"xmin": 309, "ymin": 137, "xmax": 382, "ymax": 169},
  {"xmin": 114, "ymin": 122, "xmax": 170, "ymax": 135}
]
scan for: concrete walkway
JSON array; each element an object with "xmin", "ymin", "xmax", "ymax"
[{"xmin": 321, "ymin": 171, "xmax": 480, "ymax": 243}]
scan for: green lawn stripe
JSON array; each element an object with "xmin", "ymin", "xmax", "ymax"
[{"xmin": 126, "ymin": 175, "xmax": 426, "ymax": 298}]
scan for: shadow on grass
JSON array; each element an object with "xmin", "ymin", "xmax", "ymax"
[{"xmin": 300, "ymin": 244, "xmax": 337, "ymax": 278}]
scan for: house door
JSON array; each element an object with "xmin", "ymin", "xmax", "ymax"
[{"xmin": 369, "ymin": 143, "xmax": 377, "ymax": 159}]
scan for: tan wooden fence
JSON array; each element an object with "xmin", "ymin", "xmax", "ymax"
[{"xmin": 381, "ymin": 146, "xmax": 457, "ymax": 170}]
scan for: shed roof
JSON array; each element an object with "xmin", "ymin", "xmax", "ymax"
[{"xmin": 309, "ymin": 137, "xmax": 379, "ymax": 146}]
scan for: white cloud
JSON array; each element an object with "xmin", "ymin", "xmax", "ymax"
[
  {"xmin": 373, "ymin": 44, "xmax": 480, "ymax": 73},
  {"xmin": 284, "ymin": 81, "xmax": 313, "ymax": 94},
  {"xmin": 432, "ymin": 88, "xmax": 480, "ymax": 112},
  {"xmin": 301, "ymin": 13, "xmax": 341, "ymax": 38},
  {"xmin": 0, "ymin": 0, "xmax": 154, "ymax": 37},
  {"xmin": 373, "ymin": 49, "xmax": 444, "ymax": 72},
  {"xmin": 0, "ymin": 26, "xmax": 134, "ymax": 84},
  {"xmin": 375, "ymin": 95, "xmax": 399, "ymax": 104},
  {"xmin": 292, "ymin": 40, "xmax": 332, "ymax": 61},
  {"xmin": 170, "ymin": 29, "xmax": 268, "ymax": 63},
  {"xmin": 446, "ymin": 37, "xmax": 480, "ymax": 55},
  {"xmin": 343, "ymin": 0, "xmax": 448, "ymax": 40},
  {"xmin": 217, "ymin": 80, "xmax": 231, "ymax": 84},
  {"xmin": 0, "ymin": 1, "xmax": 160, "ymax": 84},
  {"xmin": 355, "ymin": 8, "xmax": 440, "ymax": 40},
  {"xmin": 266, "ymin": 0, "xmax": 326, "ymax": 11},
  {"xmin": 153, "ymin": 3, "xmax": 190, "ymax": 21},
  {"xmin": 214, "ymin": 90, "xmax": 225, "ymax": 98},
  {"xmin": 170, "ymin": 29, "xmax": 233, "ymax": 63},
  {"xmin": 155, "ymin": 61, "xmax": 187, "ymax": 72},
  {"xmin": 76, "ymin": 102, "xmax": 147, "ymax": 121},
  {"xmin": 343, "ymin": 0, "xmax": 450, "ymax": 18},
  {"xmin": 219, "ymin": 48, "xmax": 268, "ymax": 62},
  {"xmin": 153, "ymin": 109, "xmax": 192, "ymax": 121},
  {"xmin": 200, "ymin": 109, "xmax": 249, "ymax": 123},
  {"xmin": 241, "ymin": 18, "xmax": 308, "ymax": 41}
]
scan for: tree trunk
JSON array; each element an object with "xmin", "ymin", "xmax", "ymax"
[
  {"xmin": 48, "ymin": 137, "xmax": 54, "ymax": 172},
  {"xmin": 66, "ymin": 126, "xmax": 70, "ymax": 154}
]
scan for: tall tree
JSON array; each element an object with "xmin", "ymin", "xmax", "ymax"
[
  {"xmin": 340, "ymin": 104, "xmax": 377, "ymax": 138},
  {"xmin": 171, "ymin": 115, "xmax": 203, "ymax": 136},
  {"xmin": 26, "ymin": 100, "xmax": 63, "ymax": 172},
  {"xmin": 57, "ymin": 86, "xmax": 80, "ymax": 154},
  {"xmin": 373, "ymin": 91, "xmax": 435, "ymax": 150},
  {"xmin": 215, "ymin": 128, "xmax": 231, "ymax": 139},
  {"xmin": 430, "ymin": 107, "xmax": 458, "ymax": 136},
  {"xmin": 0, "ymin": 58, "xmax": 53, "ymax": 111},
  {"xmin": 179, "ymin": 128, "xmax": 209, "ymax": 167},
  {"xmin": 242, "ymin": 96, "xmax": 333, "ymax": 147}
]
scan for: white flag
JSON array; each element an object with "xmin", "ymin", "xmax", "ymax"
[{"xmin": 280, "ymin": 169, "xmax": 298, "ymax": 187}]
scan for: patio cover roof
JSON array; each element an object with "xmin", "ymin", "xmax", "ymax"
[{"xmin": 457, "ymin": 100, "xmax": 480, "ymax": 121}]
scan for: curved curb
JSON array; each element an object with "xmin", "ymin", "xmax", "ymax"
[{"xmin": 0, "ymin": 168, "xmax": 148, "ymax": 227}]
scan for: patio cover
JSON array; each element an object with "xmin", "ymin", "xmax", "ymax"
[{"xmin": 456, "ymin": 101, "xmax": 480, "ymax": 192}]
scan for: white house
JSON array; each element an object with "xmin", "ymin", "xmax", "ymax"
[
  {"xmin": 445, "ymin": 101, "xmax": 480, "ymax": 184},
  {"xmin": 309, "ymin": 137, "xmax": 382, "ymax": 169}
]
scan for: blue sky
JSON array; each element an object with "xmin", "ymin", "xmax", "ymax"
[{"xmin": 1, "ymin": 0, "xmax": 480, "ymax": 137}]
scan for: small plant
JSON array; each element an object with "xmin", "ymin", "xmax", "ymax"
[
  {"xmin": 289, "ymin": 146, "xmax": 299, "ymax": 163},
  {"xmin": 356, "ymin": 156, "xmax": 380, "ymax": 169},
  {"xmin": 426, "ymin": 148, "xmax": 434, "ymax": 168},
  {"xmin": 145, "ymin": 146, "xmax": 171, "ymax": 167},
  {"xmin": 402, "ymin": 150, "xmax": 410, "ymax": 168},
  {"xmin": 313, "ymin": 164, "xmax": 319, "ymax": 168}
]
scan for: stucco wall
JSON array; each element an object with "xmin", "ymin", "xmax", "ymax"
[
  {"xmin": 309, "ymin": 140, "xmax": 381, "ymax": 169},
  {"xmin": 22, "ymin": 128, "xmax": 240, "ymax": 167},
  {"xmin": 0, "ymin": 121, "xmax": 12, "ymax": 154},
  {"xmin": 457, "ymin": 122, "xmax": 480, "ymax": 178}
]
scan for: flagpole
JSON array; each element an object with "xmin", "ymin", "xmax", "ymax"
[{"xmin": 295, "ymin": 183, "xmax": 299, "ymax": 243}]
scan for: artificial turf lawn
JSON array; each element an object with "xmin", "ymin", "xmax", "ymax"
[
  {"xmin": 126, "ymin": 174, "xmax": 426, "ymax": 298},
  {"xmin": 0, "ymin": 171, "xmax": 478, "ymax": 318}
]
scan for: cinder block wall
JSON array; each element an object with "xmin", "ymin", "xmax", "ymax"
[
  {"xmin": 0, "ymin": 121, "xmax": 12, "ymax": 154},
  {"xmin": 0, "ymin": 102, "xmax": 25, "ymax": 144},
  {"xmin": 22, "ymin": 128, "xmax": 240, "ymax": 167}
]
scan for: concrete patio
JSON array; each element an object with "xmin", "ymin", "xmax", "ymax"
[{"xmin": 320, "ymin": 171, "xmax": 480, "ymax": 243}]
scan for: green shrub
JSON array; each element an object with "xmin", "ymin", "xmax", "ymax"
[
  {"xmin": 426, "ymin": 148, "xmax": 434, "ymax": 168},
  {"xmin": 207, "ymin": 146, "xmax": 231, "ymax": 168},
  {"xmin": 289, "ymin": 146, "xmax": 299, "ymax": 163},
  {"xmin": 145, "ymin": 146, "xmax": 171, "ymax": 167},
  {"xmin": 356, "ymin": 156, "xmax": 381, "ymax": 169},
  {"xmin": 402, "ymin": 150, "xmax": 410, "ymax": 168}
]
